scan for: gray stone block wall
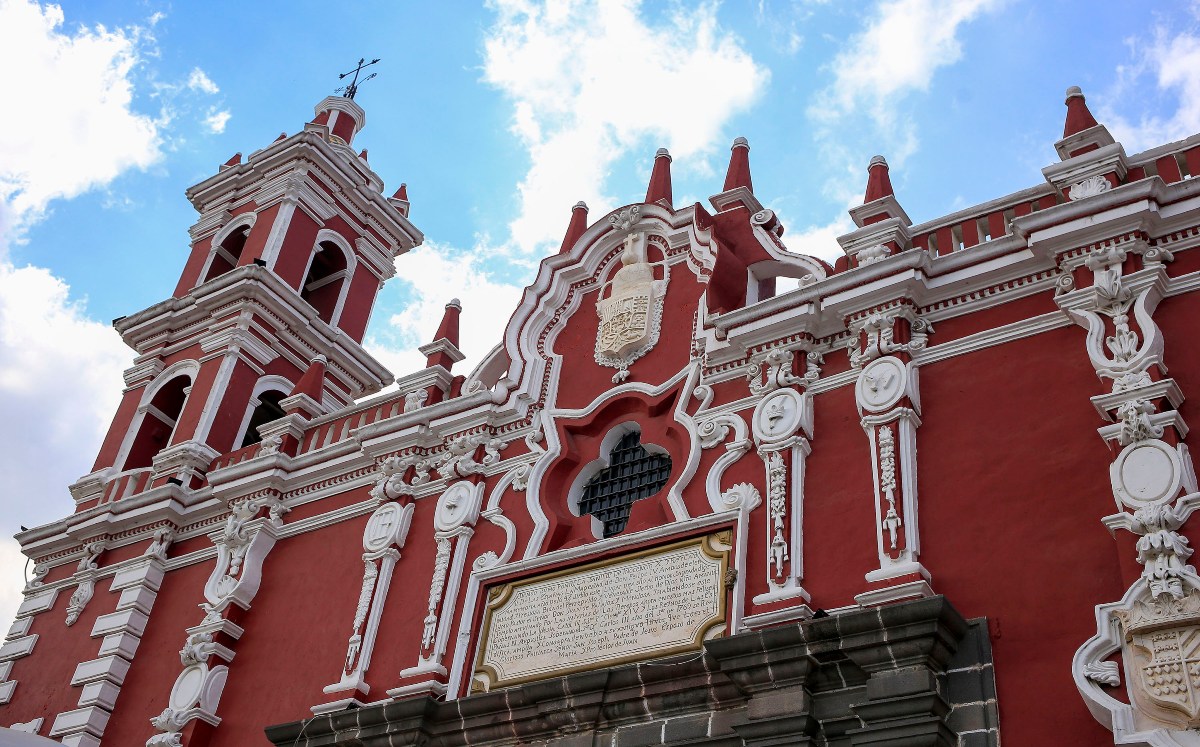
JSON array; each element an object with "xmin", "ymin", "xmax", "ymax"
[{"xmin": 266, "ymin": 597, "xmax": 998, "ymax": 747}]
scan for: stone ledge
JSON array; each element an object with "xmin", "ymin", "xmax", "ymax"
[{"xmin": 266, "ymin": 596, "xmax": 984, "ymax": 747}]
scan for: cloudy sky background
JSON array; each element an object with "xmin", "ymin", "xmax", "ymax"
[{"xmin": 0, "ymin": 0, "xmax": 1197, "ymax": 626}]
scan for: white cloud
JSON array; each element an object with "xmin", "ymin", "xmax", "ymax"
[
  {"xmin": 0, "ymin": 262, "xmax": 129, "ymax": 624},
  {"xmin": 813, "ymin": 0, "xmax": 1000, "ymax": 126},
  {"xmin": 482, "ymin": 0, "xmax": 769, "ymax": 255},
  {"xmin": 804, "ymin": 0, "xmax": 998, "ymax": 212},
  {"xmin": 779, "ymin": 214, "xmax": 855, "ymax": 264},
  {"xmin": 187, "ymin": 67, "xmax": 220, "ymax": 95},
  {"xmin": 204, "ymin": 107, "xmax": 232, "ymax": 134},
  {"xmin": 0, "ymin": 0, "xmax": 163, "ymax": 242},
  {"xmin": 369, "ymin": 0, "xmax": 771, "ymax": 384},
  {"xmin": 1101, "ymin": 21, "xmax": 1200, "ymax": 154},
  {"xmin": 367, "ymin": 242, "xmax": 526, "ymax": 376},
  {"xmin": 0, "ymin": 263, "xmax": 127, "ymax": 511}
]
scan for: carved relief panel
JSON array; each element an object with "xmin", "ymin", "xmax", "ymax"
[
  {"xmin": 847, "ymin": 308, "xmax": 934, "ymax": 606},
  {"xmin": 748, "ymin": 349, "xmax": 813, "ymax": 607},
  {"xmin": 320, "ymin": 499, "xmax": 415, "ymax": 705},
  {"xmin": 1064, "ymin": 238, "xmax": 1200, "ymax": 745}
]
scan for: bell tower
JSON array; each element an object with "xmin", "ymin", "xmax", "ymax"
[{"xmin": 69, "ymin": 93, "xmax": 422, "ymax": 508}]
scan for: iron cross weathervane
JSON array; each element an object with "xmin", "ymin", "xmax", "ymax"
[{"xmin": 336, "ymin": 57, "xmax": 380, "ymax": 100}]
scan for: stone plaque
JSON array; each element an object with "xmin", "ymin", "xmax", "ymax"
[{"xmin": 472, "ymin": 533, "xmax": 730, "ymax": 691}]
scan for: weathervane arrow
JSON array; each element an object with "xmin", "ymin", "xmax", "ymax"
[{"xmin": 335, "ymin": 57, "xmax": 381, "ymax": 100}]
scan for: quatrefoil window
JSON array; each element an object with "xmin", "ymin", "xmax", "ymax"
[{"xmin": 578, "ymin": 430, "xmax": 672, "ymax": 538}]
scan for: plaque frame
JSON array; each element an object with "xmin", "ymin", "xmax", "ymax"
[{"xmin": 471, "ymin": 531, "xmax": 731, "ymax": 692}]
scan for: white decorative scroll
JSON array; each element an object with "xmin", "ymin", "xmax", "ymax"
[
  {"xmin": 403, "ymin": 389, "xmax": 428, "ymax": 413},
  {"xmin": 64, "ymin": 540, "xmax": 106, "ymax": 627},
  {"xmin": 472, "ymin": 533, "xmax": 729, "ymax": 692},
  {"xmin": 422, "ymin": 538, "xmax": 452, "ymax": 651},
  {"xmin": 852, "ymin": 349, "xmax": 931, "ymax": 602},
  {"xmin": 203, "ymin": 494, "xmax": 288, "ymax": 612},
  {"xmin": 1062, "ymin": 240, "xmax": 1200, "ymax": 745},
  {"xmin": 750, "ymin": 384, "xmax": 812, "ymax": 606},
  {"xmin": 322, "ymin": 500, "xmax": 414, "ymax": 701},
  {"xmin": 149, "ymin": 495, "xmax": 286, "ymax": 745},
  {"xmin": 846, "ymin": 308, "xmax": 933, "ymax": 371},
  {"xmin": 398, "ymin": 481, "xmax": 485, "ymax": 683}
]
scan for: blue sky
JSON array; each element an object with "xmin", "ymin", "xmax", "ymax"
[{"xmin": 0, "ymin": 0, "xmax": 1197, "ymax": 623}]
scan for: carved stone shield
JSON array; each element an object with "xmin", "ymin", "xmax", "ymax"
[
  {"xmin": 594, "ymin": 232, "xmax": 668, "ymax": 383},
  {"xmin": 597, "ymin": 290, "xmax": 653, "ymax": 360},
  {"xmin": 1117, "ymin": 593, "xmax": 1200, "ymax": 728}
]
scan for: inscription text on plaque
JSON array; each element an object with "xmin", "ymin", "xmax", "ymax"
[{"xmin": 471, "ymin": 533, "xmax": 730, "ymax": 692}]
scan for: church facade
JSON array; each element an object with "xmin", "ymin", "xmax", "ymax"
[{"xmin": 3, "ymin": 86, "xmax": 1200, "ymax": 746}]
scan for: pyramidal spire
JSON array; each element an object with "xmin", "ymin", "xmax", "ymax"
[
  {"xmin": 723, "ymin": 137, "xmax": 753, "ymax": 192},
  {"xmin": 864, "ymin": 155, "xmax": 894, "ymax": 203},
  {"xmin": 559, "ymin": 201, "xmax": 589, "ymax": 254},
  {"xmin": 847, "ymin": 154, "xmax": 910, "ymax": 229},
  {"xmin": 1063, "ymin": 86, "xmax": 1100, "ymax": 138},
  {"xmin": 389, "ymin": 183, "xmax": 411, "ymax": 218},
  {"xmin": 422, "ymin": 299, "xmax": 465, "ymax": 371},
  {"xmin": 645, "ymin": 148, "xmax": 673, "ymax": 207},
  {"xmin": 289, "ymin": 355, "xmax": 327, "ymax": 402},
  {"xmin": 433, "ymin": 299, "xmax": 461, "ymax": 348}
]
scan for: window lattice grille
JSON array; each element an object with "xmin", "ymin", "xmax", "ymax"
[{"xmin": 579, "ymin": 431, "xmax": 672, "ymax": 538}]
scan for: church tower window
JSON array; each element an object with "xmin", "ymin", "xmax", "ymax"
[
  {"xmin": 301, "ymin": 240, "xmax": 350, "ymax": 324},
  {"xmin": 202, "ymin": 223, "xmax": 251, "ymax": 283},
  {"xmin": 122, "ymin": 374, "xmax": 190, "ymax": 470},
  {"xmin": 240, "ymin": 390, "xmax": 287, "ymax": 448},
  {"xmin": 578, "ymin": 430, "xmax": 672, "ymax": 538}
]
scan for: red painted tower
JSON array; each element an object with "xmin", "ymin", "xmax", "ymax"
[{"xmin": 78, "ymin": 94, "xmax": 419, "ymax": 504}]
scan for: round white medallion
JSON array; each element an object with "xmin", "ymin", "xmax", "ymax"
[
  {"xmin": 753, "ymin": 389, "xmax": 805, "ymax": 445},
  {"xmin": 435, "ymin": 482, "xmax": 478, "ymax": 532},
  {"xmin": 1112, "ymin": 439, "xmax": 1182, "ymax": 508},
  {"xmin": 169, "ymin": 663, "xmax": 206, "ymax": 711},
  {"xmin": 856, "ymin": 356, "xmax": 907, "ymax": 412},
  {"xmin": 363, "ymin": 502, "xmax": 405, "ymax": 552}
]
